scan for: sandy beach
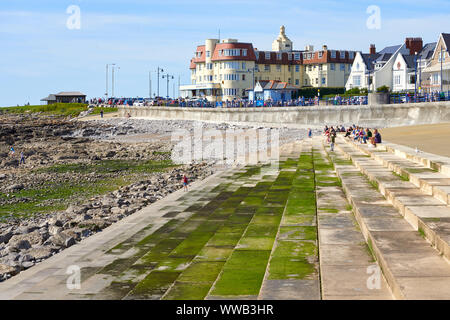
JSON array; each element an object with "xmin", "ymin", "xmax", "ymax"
[{"xmin": 380, "ymin": 123, "xmax": 450, "ymax": 157}]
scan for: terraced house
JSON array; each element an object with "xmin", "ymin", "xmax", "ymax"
[{"xmin": 180, "ymin": 26, "xmax": 356, "ymax": 102}]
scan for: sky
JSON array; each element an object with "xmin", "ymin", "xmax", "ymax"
[{"xmin": 1, "ymin": 0, "xmax": 450, "ymax": 106}]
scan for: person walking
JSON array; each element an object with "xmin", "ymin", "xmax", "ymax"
[
  {"xmin": 308, "ymin": 128, "xmax": 312, "ymax": 139},
  {"xmin": 100, "ymin": 109, "xmax": 104, "ymax": 118},
  {"xmin": 182, "ymin": 175, "xmax": 189, "ymax": 192},
  {"xmin": 330, "ymin": 132, "xmax": 336, "ymax": 151},
  {"xmin": 20, "ymin": 151, "xmax": 25, "ymax": 165}
]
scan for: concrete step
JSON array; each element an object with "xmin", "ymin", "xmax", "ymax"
[
  {"xmin": 312, "ymin": 139, "xmax": 392, "ymax": 300},
  {"xmin": 337, "ymin": 136, "xmax": 450, "ymax": 261},
  {"xmin": 342, "ymin": 137, "xmax": 450, "ymax": 205},
  {"xmin": 383, "ymin": 141, "xmax": 450, "ymax": 176},
  {"xmin": 325, "ymin": 141, "xmax": 450, "ymax": 300}
]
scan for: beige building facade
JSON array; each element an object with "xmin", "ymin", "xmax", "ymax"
[{"xmin": 180, "ymin": 26, "xmax": 355, "ymax": 102}]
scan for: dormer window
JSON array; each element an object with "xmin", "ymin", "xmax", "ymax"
[
  {"xmin": 265, "ymin": 52, "xmax": 271, "ymax": 60},
  {"xmin": 318, "ymin": 52, "xmax": 323, "ymax": 58},
  {"xmin": 277, "ymin": 53, "xmax": 282, "ymax": 60},
  {"xmin": 331, "ymin": 50, "xmax": 336, "ymax": 58}
]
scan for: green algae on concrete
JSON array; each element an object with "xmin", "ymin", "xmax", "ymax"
[
  {"xmin": 163, "ymin": 282, "xmax": 212, "ymax": 300},
  {"xmin": 268, "ymin": 240, "xmax": 318, "ymax": 280},
  {"xmin": 195, "ymin": 246, "xmax": 234, "ymax": 262},
  {"xmin": 211, "ymin": 250, "xmax": 271, "ymax": 296},
  {"xmin": 237, "ymin": 237, "xmax": 275, "ymax": 251},
  {"xmin": 130, "ymin": 271, "xmax": 181, "ymax": 298}
]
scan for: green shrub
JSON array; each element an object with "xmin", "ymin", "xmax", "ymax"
[{"xmin": 376, "ymin": 85, "xmax": 390, "ymax": 93}]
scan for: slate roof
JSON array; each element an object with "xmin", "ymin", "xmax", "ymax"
[
  {"xmin": 442, "ymin": 33, "xmax": 450, "ymax": 51},
  {"xmin": 55, "ymin": 92, "xmax": 86, "ymax": 96},
  {"xmin": 247, "ymin": 80, "xmax": 298, "ymax": 91},
  {"xmin": 40, "ymin": 94, "xmax": 56, "ymax": 102},
  {"xmin": 361, "ymin": 53, "xmax": 380, "ymax": 71},
  {"xmin": 419, "ymin": 42, "xmax": 436, "ymax": 60}
]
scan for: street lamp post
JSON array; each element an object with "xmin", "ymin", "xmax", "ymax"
[
  {"xmin": 414, "ymin": 52, "xmax": 418, "ymax": 102},
  {"xmin": 112, "ymin": 64, "xmax": 119, "ymax": 98},
  {"xmin": 162, "ymin": 73, "xmax": 175, "ymax": 100},
  {"xmin": 441, "ymin": 46, "xmax": 444, "ymax": 93},
  {"xmin": 106, "ymin": 63, "xmax": 115, "ymax": 101},
  {"xmin": 156, "ymin": 67, "xmax": 164, "ymax": 98}
]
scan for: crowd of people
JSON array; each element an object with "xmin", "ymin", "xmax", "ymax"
[
  {"xmin": 325, "ymin": 95, "xmax": 368, "ymax": 106},
  {"xmin": 321, "ymin": 125, "xmax": 382, "ymax": 151}
]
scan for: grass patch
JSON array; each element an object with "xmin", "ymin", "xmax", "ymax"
[
  {"xmin": 0, "ymin": 103, "xmax": 89, "ymax": 117},
  {"xmin": 392, "ymin": 171, "xmax": 409, "ymax": 181},
  {"xmin": 0, "ymin": 176, "xmax": 133, "ymax": 218},
  {"xmin": 36, "ymin": 159, "xmax": 177, "ymax": 174}
]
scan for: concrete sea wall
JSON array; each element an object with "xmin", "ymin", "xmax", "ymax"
[{"xmin": 119, "ymin": 101, "xmax": 450, "ymax": 128}]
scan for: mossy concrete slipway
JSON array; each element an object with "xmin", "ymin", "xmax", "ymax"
[{"xmin": 3, "ymin": 133, "xmax": 450, "ymax": 299}]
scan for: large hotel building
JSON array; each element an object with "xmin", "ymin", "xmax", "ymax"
[{"xmin": 180, "ymin": 26, "xmax": 356, "ymax": 102}]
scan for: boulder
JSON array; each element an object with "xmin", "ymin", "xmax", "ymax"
[
  {"xmin": 7, "ymin": 239, "xmax": 31, "ymax": 252},
  {"xmin": 25, "ymin": 247, "xmax": 53, "ymax": 260},
  {"xmin": 0, "ymin": 231, "xmax": 13, "ymax": 244},
  {"xmin": 0, "ymin": 263, "xmax": 19, "ymax": 276},
  {"xmin": 8, "ymin": 231, "xmax": 44, "ymax": 247}
]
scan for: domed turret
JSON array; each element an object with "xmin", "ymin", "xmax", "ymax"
[{"xmin": 272, "ymin": 25, "xmax": 293, "ymax": 52}]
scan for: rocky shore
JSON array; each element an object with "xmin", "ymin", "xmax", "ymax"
[{"xmin": 0, "ymin": 113, "xmax": 316, "ymax": 281}]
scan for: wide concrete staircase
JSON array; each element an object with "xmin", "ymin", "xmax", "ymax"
[{"xmin": 326, "ymin": 135, "xmax": 450, "ymax": 299}]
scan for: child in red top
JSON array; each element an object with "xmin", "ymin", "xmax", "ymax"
[{"xmin": 182, "ymin": 175, "xmax": 189, "ymax": 191}]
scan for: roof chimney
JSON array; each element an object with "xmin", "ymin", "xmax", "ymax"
[
  {"xmin": 405, "ymin": 37, "xmax": 423, "ymax": 55},
  {"xmin": 322, "ymin": 45, "xmax": 328, "ymax": 51},
  {"xmin": 370, "ymin": 44, "xmax": 376, "ymax": 55}
]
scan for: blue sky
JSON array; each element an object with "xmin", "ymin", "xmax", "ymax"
[{"xmin": 1, "ymin": 0, "xmax": 449, "ymax": 106}]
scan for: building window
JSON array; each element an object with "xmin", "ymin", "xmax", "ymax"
[
  {"xmin": 295, "ymin": 79, "xmax": 299, "ymax": 85},
  {"xmin": 277, "ymin": 53, "xmax": 282, "ymax": 60},
  {"xmin": 288, "ymin": 78, "xmax": 291, "ymax": 84},
  {"xmin": 308, "ymin": 53, "xmax": 313, "ymax": 59},
  {"xmin": 330, "ymin": 63, "xmax": 335, "ymax": 71},
  {"xmin": 340, "ymin": 51, "xmax": 346, "ymax": 59},
  {"xmin": 265, "ymin": 52, "xmax": 271, "ymax": 59},
  {"xmin": 242, "ymin": 74, "xmax": 246, "ymax": 81},
  {"xmin": 353, "ymin": 75, "xmax": 361, "ymax": 86},
  {"xmin": 264, "ymin": 64, "xmax": 270, "ymax": 71},
  {"xmin": 340, "ymin": 64, "xmax": 345, "ymax": 71},
  {"xmin": 242, "ymin": 62, "xmax": 246, "ymax": 70},
  {"xmin": 242, "ymin": 49, "xmax": 247, "ymax": 56},
  {"xmin": 348, "ymin": 65, "xmax": 351, "ymax": 71},
  {"xmin": 433, "ymin": 73, "xmax": 439, "ymax": 84},
  {"xmin": 315, "ymin": 78, "xmax": 319, "ymax": 84},
  {"xmin": 294, "ymin": 52, "xmax": 300, "ymax": 60},
  {"xmin": 308, "ymin": 65, "xmax": 312, "ymax": 71},
  {"xmin": 394, "ymin": 75, "xmax": 401, "ymax": 85},
  {"xmin": 214, "ymin": 75, "xmax": 217, "ymax": 81},
  {"xmin": 319, "ymin": 65, "xmax": 323, "ymax": 71},
  {"xmin": 318, "ymin": 52, "xmax": 323, "ymax": 58},
  {"xmin": 295, "ymin": 65, "xmax": 300, "ymax": 72},
  {"xmin": 331, "ymin": 50, "xmax": 336, "ymax": 58},
  {"xmin": 305, "ymin": 79, "xmax": 308, "ymax": 85},
  {"xmin": 255, "ymin": 51, "xmax": 259, "ymax": 59},
  {"xmin": 322, "ymin": 78, "xmax": 326, "ymax": 85},
  {"xmin": 349, "ymin": 52, "xmax": 354, "ymax": 59},
  {"xmin": 277, "ymin": 65, "xmax": 281, "ymax": 72},
  {"xmin": 288, "ymin": 54, "xmax": 292, "ymax": 60},
  {"xmin": 206, "ymin": 51, "xmax": 211, "ymax": 57}
]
